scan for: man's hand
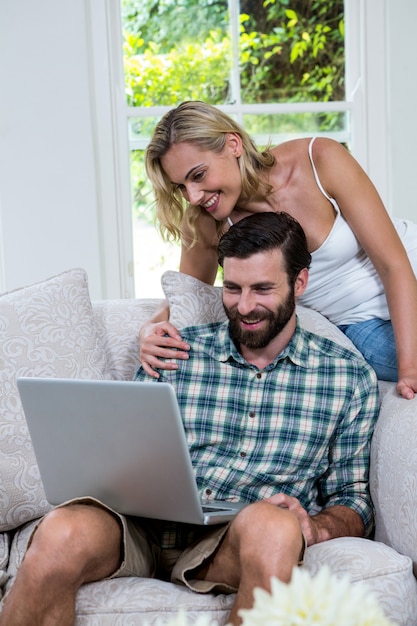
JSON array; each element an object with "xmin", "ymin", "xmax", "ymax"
[
  {"xmin": 264, "ymin": 493, "xmax": 364, "ymax": 546},
  {"xmin": 264, "ymin": 493, "xmax": 318, "ymax": 546}
]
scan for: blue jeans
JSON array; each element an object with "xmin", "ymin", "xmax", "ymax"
[{"xmin": 338, "ymin": 318, "xmax": 397, "ymax": 381}]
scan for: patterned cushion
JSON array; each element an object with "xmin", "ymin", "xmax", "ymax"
[
  {"xmin": 161, "ymin": 271, "xmax": 226, "ymax": 329},
  {"xmin": 0, "ymin": 268, "xmax": 110, "ymax": 530},
  {"xmin": 304, "ymin": 537, "xmax": 417, "ymax": 626},
  {"xmin": 161, "ymin": 270, "xmax": 359, "ymax": 352},
  {"xmin": 93, "ymin": 298, "xmax": 163, "ymax": 380},
  {"xmin": 371, "ymin": 382, "xmax": 417, "ymax": 567}
]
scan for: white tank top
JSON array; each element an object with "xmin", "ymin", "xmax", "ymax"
[
  {"xmin": 227, "ymin": 138, "xmax": 417, "ymax": 324},
  {"xmin": 298, "ymin": 137, "xmax": 417, "ymax": 324}
]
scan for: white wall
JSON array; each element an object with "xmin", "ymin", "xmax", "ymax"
[
  {"xmin": 0, "ymin": 0, "xmax": 104, "ymax": 298},
  {"xmin": 0, "ymin": 0, "xmax": 416, "ymax": 298},
  {"xmin": 386, "ymin": 0, "xmax": 417, "ymax": 221}
]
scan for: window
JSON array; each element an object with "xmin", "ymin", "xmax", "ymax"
[{"xmin": 87, "ymin": 0, "xmax": 386, "ymax": 298}]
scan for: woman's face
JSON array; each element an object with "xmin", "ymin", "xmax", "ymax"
[{"xmin": 160, "ymin": 134, "xmax": 244, "ymax": 221}]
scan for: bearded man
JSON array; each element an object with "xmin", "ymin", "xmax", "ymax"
[{"xmin": 0, "ymin": 212, "xmax": 379, "ymax": 626}]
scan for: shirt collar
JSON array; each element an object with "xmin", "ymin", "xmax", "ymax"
[{"xmin": 209, "ymin": 317, "xmax": 317, "ymax": 371}]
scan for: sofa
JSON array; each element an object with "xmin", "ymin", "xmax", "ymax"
[{"xmin": 0, "ymin": 267, "xmax": 416, "ymax": 625}]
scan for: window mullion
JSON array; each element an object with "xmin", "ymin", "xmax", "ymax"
[
  {"xmin": 228, "ymin": 0, "xmax": 243, "ymax": 124},
  {"xmin": 87, "ymin": 0, "xmax": 135, "ymax": 298}
]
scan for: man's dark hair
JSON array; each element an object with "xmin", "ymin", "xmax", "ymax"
[{"xmin": 218, "ymin": 212, "xmax": 312, "ymax": 286}]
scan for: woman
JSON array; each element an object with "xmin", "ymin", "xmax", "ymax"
[{"xmin": 140, "ymin": 100, "xmax": 417, "ymax": 399}]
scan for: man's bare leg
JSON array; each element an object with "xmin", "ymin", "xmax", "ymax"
[
  {"xmin": 196, "ymin": 501, "xmax": 303, "ymax": 626},
  {"xmin": 0, "ymin": 504, "xmax": 122, "ymax": 626}
]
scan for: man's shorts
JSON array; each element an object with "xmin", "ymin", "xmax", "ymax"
[
  {"xmin": 27, "ymin": 496, "xmax": 306, "ymax": 594},
  {"xmin": 27, "ymin": 497, "xmax": 236, "ymax": 594}
]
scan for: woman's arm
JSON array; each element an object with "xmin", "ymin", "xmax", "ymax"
[
  {"xmin": 139, "ymin": 212, "xmax": 221, "ymax": 376},
  {"xmin": 179, "ymin": 209, "xmax": 222, "ymax": 283},
  {"xmin": 138, "ymin": 299, "xmax": 190, "ymax": 378},
  {"xmin": 314, "ymin": 138, "xmax": 417, "ymax": 399}
]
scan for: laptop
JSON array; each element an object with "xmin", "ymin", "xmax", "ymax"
[{"xmin": 17, "ymin": 377, "xmax": 246, "ymax": 525}]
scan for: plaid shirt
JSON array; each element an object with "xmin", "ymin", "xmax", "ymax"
[{"xmin": 134, "ymin": 319, "xmax": 379, "ymax": 543}]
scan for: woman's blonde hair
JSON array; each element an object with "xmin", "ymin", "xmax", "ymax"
[{"xmin": 145, "ymin": 101, "xmax": 275, "ymax": 245}]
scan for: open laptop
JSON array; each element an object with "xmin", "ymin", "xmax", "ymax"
[{"xmin": 17, "ymin": 377, "xmax": 246, "ymax": 525}]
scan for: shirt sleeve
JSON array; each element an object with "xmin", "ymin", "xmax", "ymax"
[
  {"xmin": 133, "ymin": 364, "xmax": 177, "ymax": 384},
  {"xmin": 318, "ymin": 361, "xmax": 380, "ymax": 536},
  {"xmin": 133, "ymin": 365, "xmax": 151, "ymax": 382}
]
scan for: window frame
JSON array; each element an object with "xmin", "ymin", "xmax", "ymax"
[{"xmin": 87, "ymin": 0, "xmax": 387, "ymax": 298}]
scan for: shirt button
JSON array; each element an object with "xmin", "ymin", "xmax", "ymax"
[
  {"xmin": 249, "ymin": 411, "xmax": 255, "ymax": 418},
  {"xmin": 205, "ymin": 488, "xmax": 212, "ymax": 496},
  {"xmin": 256, "ymin": 373, "xmax": 262, "ymax": 379},
  {"xmin": 240, "ymin": 451, "xmax": 246, "ymax": 458}
]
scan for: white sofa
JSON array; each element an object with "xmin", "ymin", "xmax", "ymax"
[{"xmin": 0, "ymin": 267, "xmax": 416, "ymax": 625}]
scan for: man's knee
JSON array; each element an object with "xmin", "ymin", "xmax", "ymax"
[
  {"xmin": 230, "ymin": 501, "xmax": 303, "ymax": 559},
  {"xmin": 27, "ymin": 503, "xmax": 122, "ymax": 578}
]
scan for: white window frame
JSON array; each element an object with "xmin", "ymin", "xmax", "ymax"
[{"xmin": 87, "ymin": 0, "xmax": 387, "ymax": 299}]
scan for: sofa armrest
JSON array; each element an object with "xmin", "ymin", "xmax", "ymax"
[
  {"xmin": 370, "ymin": 381, "xmax": 417, "ymax": 573},
  {"xmin": 93, "ymin": 298, "xmax": 163, "ymax": 381}
]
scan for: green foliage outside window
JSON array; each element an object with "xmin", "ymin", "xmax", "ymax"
[{"xmin": 122, "ymin": 0, "xmax": 344, "ymax": 107}]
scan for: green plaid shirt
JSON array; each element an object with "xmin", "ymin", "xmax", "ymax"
[{"xmin": 134, "ymin": 319, "xmax": 379, "ymax": 540}]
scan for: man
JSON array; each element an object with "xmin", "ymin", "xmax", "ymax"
[{"xmin": 0, "ymin": 212, "xmax": 379, "ymax": 626}]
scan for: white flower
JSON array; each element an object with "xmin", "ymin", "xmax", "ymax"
[{"xmin": 239, "ymin": 566, "xmax": 394, "ymax": 626}]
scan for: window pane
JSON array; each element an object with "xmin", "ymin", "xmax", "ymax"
[
  {"xmin": 130, "ymin": 149, "xmax": 181, "ymax": 297},
  {"xmin": 121, "ymin": 0, "xmax": 231, "ymax": 107},
  {"xmin": 129, "ymin": 117, "xmax": 161, "ymax": 145},
  {"xmin": 121, "ymin": 1, "xmax": 345, "ymax": 108},
  {"xmin": 242, "ymin": 111, "xmax": 349, "ymax": 142},
  {"xmin": 239, "ymin": 0, "xmax": 345, "ymax": 105}
]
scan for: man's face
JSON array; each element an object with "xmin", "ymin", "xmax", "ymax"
[{"xmin": 222, "ymin": 249, "xmax": 296, "ymax": 350}]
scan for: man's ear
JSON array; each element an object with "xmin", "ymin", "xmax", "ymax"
[
  {"xmin": 294, "ymin": 268, "xmax": 309, "ymax": 298},
  {"xmin": 226, "ymin": 132, "xmax": 243, "ymax": 158}
]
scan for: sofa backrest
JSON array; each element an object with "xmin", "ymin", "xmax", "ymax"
[{"xmin": 92, "ymin": 298, "xmax": 163, "ymax": 381}]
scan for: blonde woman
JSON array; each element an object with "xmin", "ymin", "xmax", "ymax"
[{"xmin": 140, "ymin": 101, "xmax": 417, "ymax": 399}]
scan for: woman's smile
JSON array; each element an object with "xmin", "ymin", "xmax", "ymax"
[{"xmin": 201, "ymin": 193, "xmax": 220, "ymax": 213}]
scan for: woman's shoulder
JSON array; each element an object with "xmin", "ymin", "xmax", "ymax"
[
  {"xmin": 271, "ymin": 137, "xmax": 311, "ymax": 156},
  {"xmin": 272, "ymin": 136, "xmax": 343, "ymax": 157}
]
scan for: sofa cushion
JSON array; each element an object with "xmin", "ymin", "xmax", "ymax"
[
  {"xmin": 93, "ymin": 298, "xmax": 163, "ymax": 381},
  {"xmin": 0, "ymin": 268, "xmax": 110, "ymax": 531},
  {"xmin": 161, "ymin": 271, "xmax": 226, "ymax": 328},
  {"xmin": 371, "ymin": 382, "xmax": 417, "ymax": 572},
  {"xmin": 161, "ymin": 271, "xmax": 359, "ymax": 353},
  {"xmin": 304, "ymin": 537, "xmax": 417, "ymax": 626}
]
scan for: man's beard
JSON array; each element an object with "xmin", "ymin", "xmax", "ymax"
[{"xmin": 224, "ymin": 289, "xmax": 296, "ymax": 350}]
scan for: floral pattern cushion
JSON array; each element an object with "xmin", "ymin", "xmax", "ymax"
[
  {"xmin": 93, "ymin": 298, "xmax": 162, "ymax": 380},
  {"xmin": 161, "ymin": 271, "xmax": 226, "ymax": 329},
  {"xmin": 0, "ymin": 268, "xmax": 110, "ymax": 531},
  {"xmin": 371, "ymin": 381, "xmax": 417, "ymax": 567}
]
